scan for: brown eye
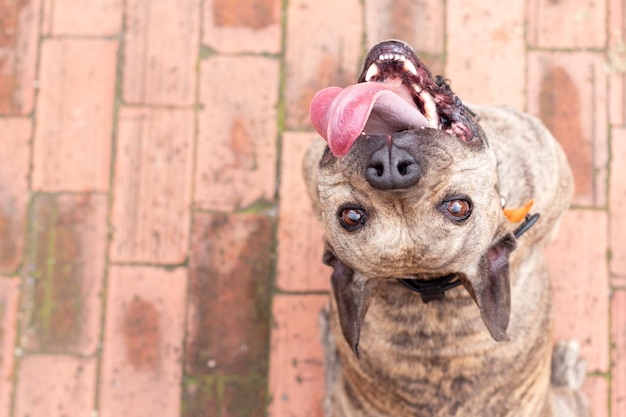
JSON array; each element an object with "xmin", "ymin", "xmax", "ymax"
[
  {"xmin": 339, "ymin": 206, "xmax": 367, "ymax": 231},
  {"xmin": 443, "ymin": 199, "xmax": 472, "ymax": 221}
]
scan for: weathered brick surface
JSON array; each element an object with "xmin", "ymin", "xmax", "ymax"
[
  {"xmin": 545, "ymin": 209, "xmax": 609, "ymax": 373},
  {"xmin": 0, "ymin": 0, "xmax": 40, "ymax": 115},
  {"xmin": 613, "ymin": 290, "xmax": 626, "ymax": 417},
  {"xmin": 186, "ymin": 212, "xmax": 272, "ymax": 376},
  {"xmin": 21, "ymin": 194, "xmax": 107, "ymax": 355},
  {"xmin": 221, "ymin": 378, "xmax": 266, "ymax": 417},
  {"xmin": 0, "ymin": 278, "xmax": 20, "ymax": 415},
  {"xmin": 277, "ymin": 132, "xmax": 331, "ymax": 292},
  {"xmin": 0, "ymin": 118, "xmax": 31, "ymax": 274},
  {"xmin": 364, "ymin": 0, "xmax": 444, "ymax": 74},
  {"xmin": 42, "ymin": 0, "xmax": 123, "ymax": 36},
  {"xmin": 446, "ymin": 0, "xmax": 525, "ymax": 109},
  {"xmin": 203, "ymin": 0, "xmax": 281, "ymax": 53},
  {"xmin": 268, "ymin": 295, "xmax": 327, "ymax": 417},
  {"xmin": 610, "ymin": 128, "xmax": 626, "ymax": 281},
  {"xmin": 3, "ymin": 1, "xmax": 622, "ymax": 416},
  {"xmin": 32, "ymin": 39, "xmax": 117, "ymax": 192},
  {"xmin": 100, "ymin": 266, "xmax": 187, "ymax": 417},
  {"xmin": 527, "ymin": 52, "xmax": 608, "ymax": 208},
  {"xmin": 284, "ymin": 0, "xmax": 363, "ymax": 130},
  {"xmin": 110, "ymin": 107, "xmax": 194, "ymax": 264},
  {"xmin": 14, "ymin": 355, "xmax": 96, "ymax": 417},
  {"xmin": 123, "ymin": 0, "xmax": 200, "ymax": 106},
  {"xmin": 527, "ymin": 0, "xmax": 606, "ymax": 49},
  {"xmin": 195, "ymin": 56, "xmax": 279, "ymax": 211}
]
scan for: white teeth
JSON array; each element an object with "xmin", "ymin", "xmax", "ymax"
[
  {"xmin": 420, "ymin": 91, "xmax": 440, "ymax": 129},
  {"xmin": 377, "ymin": 53, "xmax": 407, "ymax": 62},
  {"xmin": 403, "ymin": 60, "xmax": 418, "ymax": 75},
  {"xmin": 365, "ymin": 64, "xmax": 378, "ymax": 81}
]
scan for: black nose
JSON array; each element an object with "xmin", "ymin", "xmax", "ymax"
[{"xmin": 365, "ymin": 145, "xmax": 421, "ymax": 190}]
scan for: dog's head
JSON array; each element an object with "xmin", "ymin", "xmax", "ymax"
[{"xmin": 308, "ymin": 40, "xmax": 519, "ymax": 356}]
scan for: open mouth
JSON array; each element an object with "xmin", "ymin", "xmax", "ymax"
[{"xmin": 310, "ymin": 40, "xmax": 481, "ymax": 157}]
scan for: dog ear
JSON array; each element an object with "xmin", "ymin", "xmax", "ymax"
[
  {"xmin": 462, "ymin": 233, "xmax": 517, "ymax": 342},
  {"xmin": 323, "ymin": 250, "xmax": 377, "ymax": 358}
]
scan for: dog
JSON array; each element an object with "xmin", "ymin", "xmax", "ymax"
[{"xmin": 303, "ymin": 40, "xmax": 589, "ymax": 417}]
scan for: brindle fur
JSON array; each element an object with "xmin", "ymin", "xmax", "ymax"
[{"xmin": 303, "ymin": 105, "xmax": 589, "ymax": 417}]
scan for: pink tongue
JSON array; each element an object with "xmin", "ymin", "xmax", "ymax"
[{"xmin": 310, "ymin": 82, "xmax": 429, "ymax": 157}]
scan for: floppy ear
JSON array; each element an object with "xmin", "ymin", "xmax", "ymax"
[
  {"xmin": 462, "ymin": 233, "xmax": 517, "ymax": 341},
  {"xmin": 323, "ymin": 250, "xmax": 377, "ymax": 358}
]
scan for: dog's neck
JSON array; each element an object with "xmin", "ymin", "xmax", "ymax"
[{"xmin": 397, "ymin": 274, "xmax": 462, "ymax": 303}]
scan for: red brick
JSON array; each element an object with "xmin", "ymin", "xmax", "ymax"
[
  {"xmin": 99, "ymin": 266, "xmax": 187, "ymax": 417},
  {"xmin": 0, "ymin": 118, "xmax": 30, "ymax": 273},
  {"xmin": 110, "ymin": 107, "xmax": 194, "ymax": 263},
  {"xmin": 610, "ymin": 127, "xmax": 626, "ymax": 280},
  {"xmin": 446, "ymin": 0, "xmax": 525, "ymax": 109},
  {"xmin": 364, "ymin": 0, "xmax": 444, "ymax": 73},
  {"xmin": 582, "ymin": 375, "xmax": 608, "ymax": 417},
  {"xmin": 277, "ymin": 133, "xmax": 331, "ymax": 292},
  {"xmin": 203, "ymin": 0, "xmax": 281, "ymax": 53},
  {"xmin": 613, "ymin": 290, "xmax": 626, "ymax": 417},
  {"xmin": 32, "ymin": 39, "xmax": 117, "ymax": 192},
  {"xmin": 21, "ymin": 194, "xmax": 107, "ymax": 355},
  {"xmin": 195, "ymin": 56, "xmax": 278, "ymax": 211},
  {"xmin": 284, "ymin": 0, "xmax": 363, "ymax": 130},
  {"xmin": 42, "ymin": 0, "xmax": 122, "ymax": 36},
  {"xmin": 268, "ymin": 295, "xmax": 326, "ymax": 417},
  {"xmin": 527, "ymin": 0, "xmax": 606, "ymax": 49},
  {"xmin": 14, "ymin": 355, "xmax": 96, "ymax": 417},
  {"xmin": 186, "ymin": 212, "xmax": 272, "ymax": 376},
  {"xmin": 527, "ymin": 52, "xmax": 608, "ymax": 208},
  {"xmin": 0, "ymin": 278, "xmax": 20, "ymax": 415},
  {"xmin": 0, "ymin": 0, "xmax": 40, "ymax": 115},
  {"xmin": 222, "ymin": 378, "xmax": 265, "ymax": 417},
  {"xmin": 123, "ymin": 0, "xmax": 200, "ymax": 106},
  {"xmin": 545, "ymin": 209, "xmax": 609, "ymax": 373}
]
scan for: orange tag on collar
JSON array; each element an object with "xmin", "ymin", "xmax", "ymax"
[{"xmin": 503, "ymin": 199, "xmax": 534, "ymax": 223}]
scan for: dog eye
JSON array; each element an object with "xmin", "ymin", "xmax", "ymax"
[
  {"xmin": 442, "ymin": 199, "xmax": 472, "ymax": 221},
  {"xmin": 339, "ymin": 207, "xmax": 367, "ymax": 231}
]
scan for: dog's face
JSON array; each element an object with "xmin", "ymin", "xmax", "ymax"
[
  {"xmin": 317, "ymin": 127, "xmax": 502, "ymax": 280},
  {"xmin": 308, "ymin": 40, "xmax": 518, "ymax": 355}
]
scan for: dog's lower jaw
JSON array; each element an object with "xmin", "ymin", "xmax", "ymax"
[{"xmin": 324, "ymin": 253, "xmax": 557, "ymax": 417}]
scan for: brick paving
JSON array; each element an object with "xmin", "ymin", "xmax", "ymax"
[{"xmin": 0, "ymin": 1, "xmax": 623, "ymax": 416}]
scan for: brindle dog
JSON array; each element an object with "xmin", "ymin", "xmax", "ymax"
[{"xmin": 304, "ymin": 40, "xmax": 589, "ymax": 417}]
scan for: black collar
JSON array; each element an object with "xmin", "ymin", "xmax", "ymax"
[{"xmin": 397, "ymin": 212, "xmax": 540, "ymax": 303}]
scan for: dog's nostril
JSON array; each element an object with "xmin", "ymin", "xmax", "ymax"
[
  {"xmin": 371, "ymin": 162, "xmax": 384, "ymax": 177},
  {"xmin": 397, "ymin": 161, "xmax": 412, "ymax": 176}
]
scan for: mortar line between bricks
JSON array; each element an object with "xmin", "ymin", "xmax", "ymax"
[
  {"xmin": 526, "ymin": 46, "xmax": 608, "ymax": 54},
  {"xmin": 40, "ymin": 34, "xmax": 123, "ymax": 41},
  {"xmin": 441, "ymin": 0, "xmax": 448, "ymax": 76},
  {"xmin": 263, "ymin": 0, "xmax": 291, "ymax": 412},
  {"xmin": 117, "ymin": 102, "xmax": 198, "ymax": 110},
  {"xmin": 359, "ymin": 0, "xmax": 367, "ymax": 58},
  {"xmin": 197, "ymin": 49, "xmax": 281, "ymax": 60},
  {"xmin": 179, "ymin": 0, "xmax": 205, "ymax": 409},
  {"xmin": 522, "ymin": 0, "xmax": 529, "ymax": 113},
  {"xmin": 108, "ymin": 260, "xmax": 189, "ymax": 269},
  {"xmin": 8, "ymin": 0, "xmax": 47, "ymax": 413},
  {"xmin": 92, "ymin": 0, "xmax": 129, "ymax": 413}
]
